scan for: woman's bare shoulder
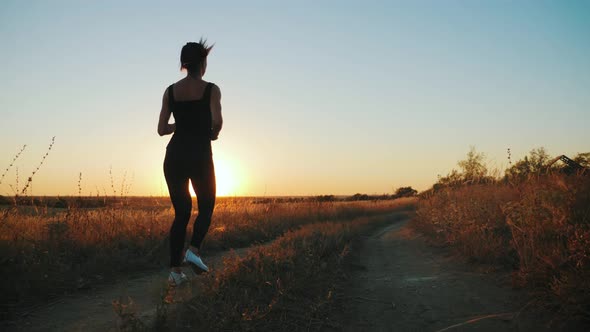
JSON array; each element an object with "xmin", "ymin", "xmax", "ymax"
[{"xmin": 209, "ymin": 82, "xmax": 220, "ymax": 91}]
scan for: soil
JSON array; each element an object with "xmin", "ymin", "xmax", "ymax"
[{"xmin": 339, "ymin": 218, "xmax": 585, "ymax": 332}]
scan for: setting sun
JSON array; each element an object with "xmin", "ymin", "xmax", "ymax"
[
  {"xmin": 214, "ymin": 158, "xmax": 239, "ymax": 196},
  {"xmin": 188, "ymin": 156, "xmax": 239, "ymax": 197}
]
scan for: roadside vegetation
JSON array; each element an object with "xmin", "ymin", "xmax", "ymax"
[{"xmin": 413, "ymin": 147, "xmax": 590, "ymax": 321}]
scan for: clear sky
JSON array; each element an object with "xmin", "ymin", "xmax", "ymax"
[{"xmin": 1, "ymin": 0, "xmax": 589, "ymax": 196}]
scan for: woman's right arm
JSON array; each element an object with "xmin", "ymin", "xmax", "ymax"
[
  {"xmin": 210, "ymin": 84, "xmax": 223, "ymax": 140},
  {"xmin": 157, "ymin": 88, "xmax": 176, "ymax": 136}
]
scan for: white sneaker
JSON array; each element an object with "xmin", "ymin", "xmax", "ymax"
[
  {"xmin": 183, "ymin": 249, "xmax": 209, "ymax": 272},
  {"xmin": 168, "ymin": 271, "xmax": 188, "ymax": 287}
]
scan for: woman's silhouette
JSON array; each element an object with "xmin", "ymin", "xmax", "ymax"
[{"xmin": 157, "ymin": 39, "xmax": 223, "ymax": 286}]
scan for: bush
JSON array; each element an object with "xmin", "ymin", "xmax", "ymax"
[
  {"xmin": 393, "ymin": 186, "xmax": 418, "ymax": 198},
  {"xmin": 413, "ymin": 174, "xmax": 590, "ymax": 320}
]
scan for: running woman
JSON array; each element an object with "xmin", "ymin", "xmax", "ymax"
[{"xmin": 157, "ymin": 39, "xmax": 223, "ymax": 286}]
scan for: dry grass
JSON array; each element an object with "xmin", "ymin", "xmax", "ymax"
[
  {"xmin": 162, "ymin": 214, "xmax": 401, "ymax": 331},
  {"xmin": 0, "ymin": 197, "xmax": 415, "ymax": 320},
  {"xmin": 413, "ymin": 174, "xmax": 590, "ymax": 320}
]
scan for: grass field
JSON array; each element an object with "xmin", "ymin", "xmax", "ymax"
[{"xmin": 0, "ymin": 196, "xmax": 415, "ymax": 321}]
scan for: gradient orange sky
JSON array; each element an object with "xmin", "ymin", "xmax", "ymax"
[{"xmin": 1, "ymin": 1, "xmax": 589, "ymax": 196}]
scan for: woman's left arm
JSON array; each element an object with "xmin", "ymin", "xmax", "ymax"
[
  {"xmin": 210, "ymin": 84, "xmax": 223, "ymax": 140},
  {"xmin": 157, "ymin": 88, "xmax": 176, "ymax": 136}
]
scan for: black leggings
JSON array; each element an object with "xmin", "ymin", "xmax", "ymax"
[{"xmin": 164, "ymin": 151, "xmax": 216, "ymax": 267}]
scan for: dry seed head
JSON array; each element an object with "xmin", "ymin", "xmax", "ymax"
[
  {"xmin": 78, "ymin": 172, "xmax": 83, "ymax": 196},
  {"xmin": 20, "ymin": 137, "xmax": 56, "ymax": 195},
  {"xmin": 1, "ymin": 144, "xmax": 27, "ymax": 186},
  {"xmin": 109, "ymin": 166, "xmax": 117, "ymax": 196}
]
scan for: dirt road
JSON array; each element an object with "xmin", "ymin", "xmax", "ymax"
[
  {"xmin": 4, "ymin": 247, "xmax": 248, "ymax": 332},
  {"xmin": 340, "ymin": 219, "xmax": 578, "ymax": 332}
]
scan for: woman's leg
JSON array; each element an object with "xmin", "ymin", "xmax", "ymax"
[
  {"xmin": 164, "ymin": 156, "xmax": 192, "ymax": 268},
  {"xmin": 189, "ymin": 157, "xmax": 216, "ymax": 250}
]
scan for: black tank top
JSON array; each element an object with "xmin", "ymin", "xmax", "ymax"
[{"xmin": 166, "ymin": 82, "xmax": 214, "ymax": 158}]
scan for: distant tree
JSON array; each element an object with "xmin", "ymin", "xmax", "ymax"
[
  {"xmin": 457, "ymin": 146, "xmax": 488, "ymax": 182},
  {"xmin": 349, "ymin": 193, "xmax": 370, "ymax": 201},
  {"xmin": 528, "ymin": 147, "xmax": 552, "ymax": 172},
  {"xmin": 394, "ymin": 186, "xmax": 418, "ymax": 198},
  {"xmin": 574, "ymin": 152, "xmax": 590, "ymax": 168},
  {"xmin": 430, "ymin": 147, "xmax": 494, "ymax": 191},
  {"xmin": 432, "ymin": 169, "xmax": 462, "ymax": 191},
  {"xmin": 505, "ymin": 147, "xmax": 552, "ymax": 180}
]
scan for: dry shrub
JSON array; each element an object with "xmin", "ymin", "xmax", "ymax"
[
  {"xmin": 504, "ymin": 174, "xmax": 590, "ymax": 317},
  {"xmin": 414, "ymin": 184, "xmax": 517, "ymax": 266},
  {"xmin": 413, "ymin": 174, "xmax": 590, "ymax": 320}
]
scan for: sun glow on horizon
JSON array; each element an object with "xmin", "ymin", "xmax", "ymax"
[
  {"xmin": 214, "ymin": 158, "xmax": 239, "ymax": 196},
  {"xmin": 188, "ymin": 156, "xmax": 241, "ymax": 197}
]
